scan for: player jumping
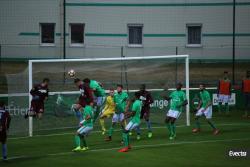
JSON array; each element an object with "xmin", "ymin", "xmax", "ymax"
[
  {"xmin": 192, "ymin": 83, "xmax": 220, "ymax": 135},
  {"xmin": 217, "ymin": 71, "xmax": 231, "ymax": 115},
  {"xmin": 0, "ymin": 101, "xmax": 11, "ymax": 161},
  {"xmin": 25, "ymin": 78, "xmax": 49, "ymax": 119},
  {"xmin": 135, "ymin": 84, "xmax": 154, "ymax": 139},
  {"xmin": 72, "ymin": 101, "xmax": 94, "ymax": 152},
  {"xmin": 162, "ymin": 83, "xmax": 188, "ymax": 140},
  {"xmin": 99, "ymin": 88, "xmax": 115, "ymax": 135},
  {"xmin": 118, "ymin": 92, "xmax": 142, "ymax": 152},
  {"xmin": 83, "ymin": 78, "xmax": 106, "ymax": 122},
  {"xmin": 106, "ymin": 84, "xmax": 129, "ymax": 141},
  {"xmin": 72, "ymin": 78, "xmax": 94, "ymax": 124}
]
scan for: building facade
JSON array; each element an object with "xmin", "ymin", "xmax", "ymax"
[{"xmin": 0, "ymin": 0, "xmax": 250, "ymax": 59}]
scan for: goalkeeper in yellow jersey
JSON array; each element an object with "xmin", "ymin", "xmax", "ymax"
[{"xmin": 99, "ymin": 89, "xmax": 116, "ymax": 135}]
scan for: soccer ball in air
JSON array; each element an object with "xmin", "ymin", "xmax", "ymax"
[{"xmin": 68, "ymin": 69, "xmax": 76, "ymax": 78}]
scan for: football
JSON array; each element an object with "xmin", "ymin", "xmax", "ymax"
[{"xmin": 67, "ymin": 69, "xmax": 75, "ymax": 78}]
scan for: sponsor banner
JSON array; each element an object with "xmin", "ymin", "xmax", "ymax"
[{"xmin": 212, "ymin": 93, "xmax": 236, "ymax": 105}]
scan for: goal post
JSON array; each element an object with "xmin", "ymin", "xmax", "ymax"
[{"xmin": 28, "ymin": 55, "xmax": 190, "ymax": 137}]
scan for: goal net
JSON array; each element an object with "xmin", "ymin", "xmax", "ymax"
[{"xmin": 7, "ymin": 55, "xmax": 190, "ymax": 137}]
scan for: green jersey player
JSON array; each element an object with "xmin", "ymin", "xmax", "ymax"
[
  {"xmin": 72, "ymin": 102, "xmax": 94, "ymax": 152},
  {"xmin": 106, "ymin": 84, "xmax": 129, "ymax": 141},
  {"xmin": 118, "ymin": 91, "xmax": 142, "ymax": 152},
  {"xmin": 192, "ymin": 83, "xmax": 219, "ymax": 135},
  {"xmin": 162, "ymin": 83, "xmax": 188, "ymax": 140},
  {"xmin": 83, "ymin": 78, "xmax": 106, "ymax": 123}
]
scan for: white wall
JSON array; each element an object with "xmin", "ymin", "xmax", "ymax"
[{"xmin": 0, "ymin": 0, "xmax": 249, "ymax": 59}]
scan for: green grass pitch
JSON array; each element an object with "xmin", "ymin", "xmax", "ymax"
[{"xmin": 1, "ymin": 111, "xmax": 250, "ymax": 167}]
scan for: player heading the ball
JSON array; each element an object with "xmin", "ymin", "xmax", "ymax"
[{"xmin": 72, "ymin": 78, "xmax": 94, "ymax": 124}]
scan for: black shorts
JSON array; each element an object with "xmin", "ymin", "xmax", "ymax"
[
  {"xmin": 244, "ymin": 93, "xmax": 250, "ymax": 107},
  {"xmin": 0, "ymin": 130, "xmax": 7, "ymax": 143}
]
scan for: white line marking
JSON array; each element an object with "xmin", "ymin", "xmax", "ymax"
[
  {"xmin": 9, "ymin": 122, "xmax": 250, "ymax": 140},
  {"xmin": 8, "ymin": 138, "xmax": 250, "ymax": 160}
]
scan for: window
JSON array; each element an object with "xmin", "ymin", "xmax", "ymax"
[
  {"xmin": 128, "ymin": 24, "xmax": 143, "ymax": 47},
  {"xmin": 70, "ymin": 23, "xmax": 85, "ymax": 46},
  {"xmin": 40, "ymin": 23, "xmax": 55, "ymax": 46},
  {"xmin": 187, "ymin": 24, "xmax": 202, "ymax": 47}
]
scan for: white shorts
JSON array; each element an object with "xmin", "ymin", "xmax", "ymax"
[
  {"xmin": 218, "ymin": 94, "xmax": 230, "ymax": 104},
  {"xmin": 112, "ymin": 113, "xmax": 124, "ymax": 123},
  {"xmin": 125, "ymin": 121, "xmax": 139, "ymax": 131},
  {"xmin": 167, "ymin": 109, "xmax": 181, "ymax": 119},
  {"xmin": 95, "ymin": 96, "xmax": 106, "ymax": 107},
  {"xmin": 77, "ymin": 126, "xmax": 93, "ymax": 136},
  {"xmin": 196, "ymin": 106, "xmax": 212, "ymax": 119}
]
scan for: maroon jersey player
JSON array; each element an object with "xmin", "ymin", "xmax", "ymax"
[
  {"xmin": 72, "ymin": 78, "xmax": 94, "ymax": 123},
  {"xmin": 0, "ymin": 101, "xmax": 11, "ymax": 161},
  {"xmin": 25, "ymin": 78, "xmax": 49, "ymax": 119},
  {"xmin": 135, "ymin": 84, "xmax": 154, "ymax": 139}
]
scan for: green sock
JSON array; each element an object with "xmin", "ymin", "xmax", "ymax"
[
  {"xmin": 207, "ymin": 120, "xmax": 216, "ymax": 129},
  {"xmin": 166, "ymin": 123, "xmax": 171, "ymax": 135},
  {"xmin": 127, "ymin": 133, "xmax": 130, "ymax": 145},
  {"xmin": 195, "ymin": 118, "xmax": 201, "ymax": 129},
  {"xmin": 74, "ymin": 135, "xmax": 81, "ymax": 147},
  {"xmin": 81, "ymin": 136, "xmax": 87, "ymax": 147},
  {"xmin": 172, "ymin": 124, "xmax": 176, "ymax": 135},
  {"xmin": 122, "ymin": 132, "xmax": 129, "ymax": 147},
  {"xmin": 108, "ymin": 127, "xmax": 114, "ymax": 136},
  {"xmin": 169, "ymin": 124, "xmax": 174, "ymax": 136},
  {"xmin": 169, "ymin": 123, "xmax": 174, "ymax": 136}
]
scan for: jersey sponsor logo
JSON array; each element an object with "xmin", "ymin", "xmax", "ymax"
[
  {"xmin": 79, "ymin": 88, "xmax": 85, "ymax": 95},
  {"xmin": 212, "ymin": 93, "xmax": 236, "ymax": 105},
  {"xmin": 38, "ymin": 89, "xmax": 47, "ymax": 93}
]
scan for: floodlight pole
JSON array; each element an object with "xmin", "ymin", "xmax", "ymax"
[
  {"xmin": 63, "ymin": 0, "xmax": 66, "ymax": 84},
  {"xmin": 175, "ymin": 46, "xmax": 178, "ymax": 85},
  {"xmin": 63, "ymin": 0, "xmax": 66, "ymax": 59},
  {"xmin": 232, "ymin": 0, "xmax": 236, "ymax": 85}
]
